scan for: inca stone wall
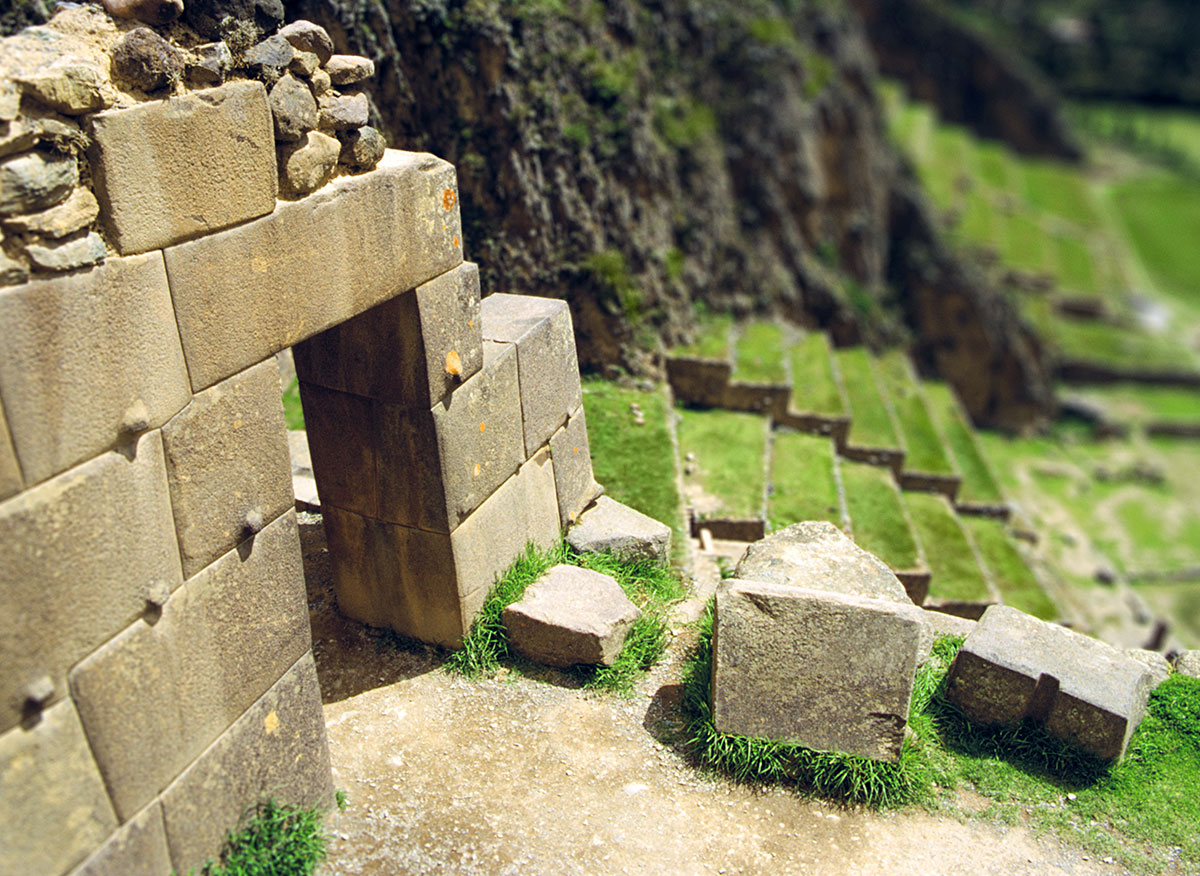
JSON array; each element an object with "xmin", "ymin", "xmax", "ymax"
[{"xmin": 0, "ymin": 8, "xmax": 598, "ymax": 875}]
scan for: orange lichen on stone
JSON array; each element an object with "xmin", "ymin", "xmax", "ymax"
[
  {"xmin": 443, "ymin": 188, "xmax": 456, "ymax": 211},
  {"xmin": 445, "ymin": 349, "xmax": 462, "ymax": 376}
]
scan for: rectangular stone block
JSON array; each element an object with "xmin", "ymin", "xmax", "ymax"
[
  {"xmin": 297, "ymin": 381, "xmax": 378, "ymax": 518},
  {"xmin": 69, "ymin": 802, "xmax": 172, "ymax": 876},
  {"xmin": 165, "ymin": 149, "xmax": 464, "ymax": 391},
  {"xmin": 0, "ymin": 432, "xmax": 182, "ymax": 733},
  {"xmin": 88, "ymin": 80, "xmax": 277, "ymax": 255},
  {"xmin": 161, "ymin": 358, "xmax": 294, "ymax": 578},
  {"xmin": 0, "ymin": 700, "xmax": 117, "ymax": 876},
  {"xmin": 294, "ymin": 261, "xmax": 483, "ymax": 407},
  {"xmin": 160, "ymin": 652, "xmax": 334, "ymax": 876},
  {"xmin": 0, "ymin": 396, "xmax": 21, "ymax": 501},
  {"xmin": 377, "ymin": 340, "xmax": 523, "ymax": 532},
  {"xmin": 712, "ymin": 579, "xmax": 924, "ymax": 762},
  {"xmin": 549, "ymin": 405, "xmax": 598, "ymax": 528},
  {"xmin": 0, "ymin": 252, "xmax": 190, "ymax": 485},
  {"xmin": 481, "ymin": 293, "xmax": 583, "ymax": 457},
  {"xmin": 69, "ymin": 511, "xmax": 311, "ymax": 820},
  {"xmin": 327, "ymin": 447, "xmax": 561, "ymax": 647},
  {"xmin": 945, "ymin": 605, "xmax": 1152, "ymax": 762}
]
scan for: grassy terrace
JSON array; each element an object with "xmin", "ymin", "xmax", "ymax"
[
  {"xmin": 1022, "ymin": 160, "xmax": 1102, "ymax": 230},
  {"xmin": 732, "ymin": 321, "xmax": 787, "ymax": 384},
  {"xmin": 582, "ymin": 379, "xmax": 686, "ymax": 561},
  {"xmin": 788, "ymin": 331, "xmax": 844, "ymax": 416},
  {"xmin": 903, "ymin": 491, "xmax": 992, "ymax": 605},
  {"xmin": 676, "ymin": 408, "xmax": 767, "ymax": 520},
  {"xmin": 1112, "ymin": 172, "xmax": 1200, "ymax": 314},
  {"xmin": 921, "ymin": 381, "xmax": 1004, "ymax": 506},
  {"xmin": 674, "ymin": 311, "xmax": 733, "ymax": 360},
  {"xmin": 840, "ymin": 461, "xmax": 922, "ymax": 572},
  {"xmin": 836, "ymin": 348, "xmax": 901, "ymax": 451},
  {"xmin": 767, "ymin": 431, "xmax": 842, "ymax": 531},
  {"xmin": 963, "ymin": 516, "xmax": 1056, "ymax": 620},
  {"xmin": 874, "ymin": 351, "xmax": 955, "ymax": 476},
  {"xmin": 1073, "ymin": 384, "xmax": 1200, "ymax": 425}
]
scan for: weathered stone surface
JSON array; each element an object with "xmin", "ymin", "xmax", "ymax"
[
  {"xmin": 549, "ymin": 405, "xmax": 598, "ymax": 528},
  {"xmin": 377, "ymin": 340, "xmax": 522, "ymax": 532},
  {"xmin": 0, "ymin": 432, "xmax": 182, "ymax": 733},
  {"xmin": 103, "ymin": 0, "xmax": 183, "ymax": 26},
  {"xmin": 17, "ymin": 61, "xmax": 110, "ymax": 114},
  {"xmin": 243, "ymin": 34, "xmax": 294, "ymax": 83},
  {"xmin": 310, "ymin": 67, "xmax": 332, "ymax": 95},
  {"xmin": 0, "ymin": 700, "xmax": 117, "ymax": 876},
  {"xmin": 68, "ymin": 801, "xmax": 172, "ymax": 876},
  {"xmin": 160, "ymin": 652, "xmax": 333, "ymax": 876},
  {"xmin": 946, "ymin": 605, "xmax": 1153, "ymax": 762},
  {"xmin": 712, "ymin": 579, "xmax": 924, "ymax": 762},
  {"xmin": 165, "ymin": 149, "xmax": 462, "ymax": 390},
  {"xmin": 318, "ymin": 92, "xmax": 369, "ymax": 131},
  {"xmin": 481, "ymin": 293, "xmax": 583, "ymax": 456},
  {"xmin": 161, "ymin": 358, "xmax": 294, "ymax": 578},
  {"xmin": 278, "ymin": 129, "xmax": 340, "ymax": 196},
  {"xmin": 566, "ymin": 496, "xmax": 671, "ymax": 565},
  {"xmin": 89, "ymin": 80, "xmax": 276, "ymax": 255},
  {"xmin": 186, "ymin": 41, "xmax": 231, "ymax": 86},
  {"xmin": 26, "ymin": 230, "xmax": 106, "ymax": 272},
  {"xmin": 327, "ymin": 448, "xmax": 560, "ymax": 647},
  {"xmin": 2, "ymin": 185, "xmax": 98, "ymax": 237},
  {"xmin": 70, "ymin": 510, "xmax": 310, "ymax": 820},
  {"xmin": 504, "ymin": 564, "xmax": 640, "ymax": 668},
  {"xmin": 182, "ymin": 0, "xmax": 283, "ymax": 41},
  {"xmin": 279, "ymin": 19, "xmax": 333, "ymax": 64},
  {"xmin": 736, "ymin": 520, "xmax": 912, "ymax": 605},
  {"xmin": 289, "ymin": 50, "xmax": 319, "ymax": 78},
  {"xmin": 0, "ymin": 248, "xmax": 28, "ymax": 285},
  {"xmin": 269, "ymin": 73, "xmax": 317, "ymax": 142},
  {"xmin": 339, "ymin": 124, "xmax": 385, "ymax": 171},
  {"xmin": 921, "ymin": 607, "xmax": 977, "ymax": 640},
  {"xmin": 0, "ymin": 398, "xmax": 21, "ymax": 500},
  {"xmin": 0, "ymin": 252, "xmax": 190, "ymax": 484},
  {"xmin": 1175, "ymin": 650, "xmax": 1200, "ymax": 679},
  {"xmin": 0, "ymin": 148, "xmax": 76, "ymax": 216},
  {"xmin": 294, "ymin": 260, "xmax": 483, "ymax": 407},
  {"xmin": 297, "ymin": 382, "xmax": 377, "ymax": 518},
  {"xmin": 111, "ymin": 28, "xmax": 183, "ymax": 92},
  {"xmin": 1126, "ymin": 648, "xmax": 1172, "ymax": 690},
  {"xmin": 0, "ymin": 112, "xmax": 85, "ymax": 160},
  {"xmin": 326, "ymin": 54, "xmax": 375, "ymax": 85}
]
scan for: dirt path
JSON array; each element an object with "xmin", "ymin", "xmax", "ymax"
[{"xmin": 299, "ymin": 517, "xmax": 1130, "ymax": 876}]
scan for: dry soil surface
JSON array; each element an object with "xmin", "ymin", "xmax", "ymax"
[{"xmin": 298, "ymin": 517, "xmax": 1133, "ymax": 876}]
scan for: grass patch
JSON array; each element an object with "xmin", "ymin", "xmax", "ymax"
[
  {"xmin": 733, "ymin": 321, "xmax": 787, "ymax": 384},
  {"xmin": 921, "ymin": 381, "xmax": 1004, "ymax": 505},
  {"xmin": 974, "ymin": 141, "xmax": 1014, "ymax": 191},
  {"xmin": 874, "ymin": 351, "xmax": 955, "ymax": 476},
  {"xmin": 282, "ymin": 376, "xmax": 304, "ymax": 430},
  {"xmin": 788, "ymin": 331, "xmax": 844, "ymax": 417},
  {"xmin": 1112, "ymin": 171, "xmax": 1200, "ymax": 312},
  {"xmin": 836, "ymin": 348, "xmax": 901, "ymax": 451},
  {"xmin": 963, "ymin": 516, "xmax": 1057, "ymax": 620},
  {"xmin": 841, "ymin": 461, "xmax": 922, "ymax": 571},
  {"xmin": 1072, "ymin": 384, "xmax": 1200, "ymax": 425},
  {"xmin": 767, "ymin": 430, "xmax": 841, "ymax": 530},
  {"xmin": 677, "ymin": 408, "xmax": 768, "ymax": 520},
  {"xmin": 191, "ymin": 800, "xmax": 329, "ymax": 876},
  {"xmin": 1022, "ymin": 160, "xmax": 1102, "ymax": 231},
  {"xmin": 1045, "ymin": 316, "xmax": 1198, "ymax": 371},
  {"xmin": 1052, "ymin": 234, "xmax": 1098, "ymax": 294},
  {"xmin": 902, "ymin": 492, "xmax": 991, "ymax": 604},
  {"xmin": 998, "ymin": 209, "xmax": 1050, "ymax": 275},
  {"xmin": 675, "ymin": 311, "xmax": 733, "ymax": 360},
  {"xmin": 955, "ymin": 188, "xmax": 995, "ymax": 247}
]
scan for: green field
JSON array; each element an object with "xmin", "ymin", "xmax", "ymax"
[
  {"xmin": 767, "ymin": 431, "xmax": 842, "ymax": 531},
  {"xmin": 874, "ymin": 351, "xmax": 955, "ymax": 476},
  {"xmin": 841, "ymin": 461, "xmax": 922, "ymax": 572},
  {"xmin": 921, "ymin": 381, "xmax": 1004, "ymax": 506},
  {"xmin": 963, "ymin": 516, "xmax": 1056, "ymax": 620},
  {"xmin": 733, "ymin": 321, "xmax": 787, "ymax": 384},
  {"xmin": 676, "ymin": 408, "xmax": 767, "ymax": 520},
  {"xmin": 836, "ymin": 348, "xmax": 901, "ymax": 451},
  {"xmin": 675, "ymin": 311, "xmax": 733, "ymax": 359},
  {"xmin": 903, "ymin": 491, "xmax": 992, "ymax": 605},
  {"xmin": 1111, "ymin": 173, "xmax": 1200, "ymax": 314},
  {"xmin": 789, "ymin": 331, "xmax": 844, "ymax": 416}
]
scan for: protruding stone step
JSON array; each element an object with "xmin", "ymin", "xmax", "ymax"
[
  {"xmin": 946, "ymin": 605, "xmax": 1154, "ymax": 762},
  {"xmin": 665, "ymin": 312, "xmax": 733, "ymax": 409},
  {"xmin": 874, "ymin": 351, "xmax": 961, "ymax": 498},
  {"xmin": 566, "ymin": 495, "xmax": 671, "ymax": 565},
  {"xmin": 839, "ymin": 460, "xmax": 930, "ymax": 604},
  {"xmin": 677, "ymin": 407, "xmax": 768, "ymax": 541},
  {"xmin": 903, "ymin": 491, "xmax": 996, "ymax": 618},
  {"xmin": 777, "ymin": 331, "xmax": 849, "ymax": 443},
  {"xmin": 723, "ymin": 321, "xmax": 790, "ymax": 416},
  {"xmin": 502, "ymin": 564, "xmax": 640, "ymax": 668},
  {"xmin": 834, "ymin": 347, "xmax": 906, "ymax": 473}
]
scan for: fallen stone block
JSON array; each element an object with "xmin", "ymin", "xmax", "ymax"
[
  {"xmin": 549, "ymin": 405, "xmax": 600, "ymax": 528},
  {"xmin": 566, "ymin": 496, "xmax": 670, "ymax": 565},
  {"xmin": 89, "ymin": 80, "xmax": 276, "ymax": 254},
  {"xmin": 712, "ymin": 579, "xmax": 924, "ymax": 762},
  {"xmin": 1175, "ymin": 650, "xmax": 1200, "ymax": 679},
  {"xmin": 69, "ymin": 801, "xmax": 172, "ymax": 876},
  {"xmin": 1126, "ymin": 648, "xmax": 1172, "ymax": 690},
  {"xmin": 481, "ymin": 293, "xmax": 582, "ymax": 457},
  {"xmin": 945, "ymin": 605, "xmax": 1154, "ymax": 762}
]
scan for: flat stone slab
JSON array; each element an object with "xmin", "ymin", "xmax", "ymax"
[
  {"xmin": 502, "ymin": 564, "xmax": 640, "ymax": 668},
  {"xmin": 735, "ymin": 521, "xmax": 911, "ymax": 605},
  {"xmin": 712, "ymin": 579, "xmax": 924, "ymax": 762},
  {"xmin": 946, "ymin": 605, "xmax": 1153, "ymax": 762},
  {"xmin": 566, "ymin": 496, "xmax": 669, "ymax": 565}
]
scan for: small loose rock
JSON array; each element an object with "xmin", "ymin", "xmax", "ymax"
[
  {"xmin": 310, "ymin": 68, "xmax": 332, "ymax": 96},
  {"xmin": 326, "ymin": 54, "xmax": 375, "ymax": 86},
  {"xmin": 338, "ymin": 125, "xmax": 385, "ymax": 172},
  {"xmin": 16, "ymin": 62, "xmax": 110, "ymax": 115},
  {"xmin": 187, "ymin": 42, "xmax": 232, "ymax": 86},
  {"xmin": 319, "ymin": 92, "xmax": 369, "ymax": 131},
  {"xmin": 279, "ymin": 130, "xmax": 340, "ymax": 196},
  {"xmin": 289, "ymin": 50, "xmax": 320, "ymax": 78},
  {"xmin": 243, "ymin": 35, "xmax": 294, "ymax": 84},
  {"xmin": 2, "ymin": 187, "xmax": 98, "ymax": 238},
  {"xmin": 26, "ymin": 231, "xmax": 106, "ymax": 272},
  {"xmin": 279, "ymin": 19, "xmax": 334, "ymax": 64},
  {"xmin": 0, "ymin": 150, "xmax": 77, "ymax": 217},
  {"xmin": 102, "ymin": 0, "xmax": 184, "ymax": 25},
  {"xmin": 269, "ymin": 74, "xmax": 317, "ymax": 142},
  {"xmin": 111, "ymin": 27, "xmax": 184, "ymax": 92}
]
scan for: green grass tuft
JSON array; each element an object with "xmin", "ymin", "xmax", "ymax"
[{"xmin": 192, "ymin": 800, "xmax": 328, "ymax": 876}]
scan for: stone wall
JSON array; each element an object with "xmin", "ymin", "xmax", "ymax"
[{"xmin": 0, "ymin": 8, "xmax": 598, "ymax": 875}]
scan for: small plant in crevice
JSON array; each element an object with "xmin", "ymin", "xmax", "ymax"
[{"xmin": 189, "ymin": 799, "xmax": 331, "ymax": 876}]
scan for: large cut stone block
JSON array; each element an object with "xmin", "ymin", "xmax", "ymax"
[
  {"xmin": 0, "ymin": 432, "xmax": 182, "ymax": 733},
  {"xmin": 712, "ymin": 579, "xmax": 924, "ymax": 762},
  {"xmin": 88, "ymin": 81, "xmax": 276, "ymax": 254},
  {"xmin": 326, "ymin": 447, "xmax": 561, "ymax": 647},
  {"xmin": 160, "ymin": 652, "xmax": 334, "ymax": 876},
  {"xmin": 0, "ymin": 700, "xmax": 117, "ymax": 876},
  {"xmin": 481, "ymin": 293, "xmax": 583, "ymax": 457},
  {"xmin": 69, "ymin": 802, "xmax": 172, "ymax": 876},
  {"xmin": 0, "ymin": 397, "xmax": 20, "ymax": 501},
  {"xmin": 548, "ymin": 405, "xmax": 599, "ymax": 528},
  {"xmin": 503, "ymin": 564, "xmax": 640, "ymax": 668},
  {"xmin": 294, "ymin": 261, "xmax": 483, "ymax": 407},
  {"xmin": 161, "ymin": 358, "xmax": 293, "ymax": 578},
  {"xmin": 945, "ymin": 605, "xmax": 1153, "ymax": 762},
  {"xmin": 297, "ymin": 382, "xmax": 378, "ymax": 518},
  {"xmin": 377, "ymin": 340, "xmax": 523, "ymax": 532},
  {"xmin": 69, "ymin": 511, "xmax": 310, "ymax": 820},
  {"xmin": 566, "ymin": 495, "xmax": 671, "ymax": 565},
  {"xmin": 165, "ymin": 149, "xmax": 463, "ymax": 391},
  {"xmin": 0, "ymin": 253, "xmax": 190, "ymax": 485}
]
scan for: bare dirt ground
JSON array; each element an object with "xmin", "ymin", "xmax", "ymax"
[{"xmin": 299, "ymin": 517, "xmax": 1132, "ymax": 876}]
